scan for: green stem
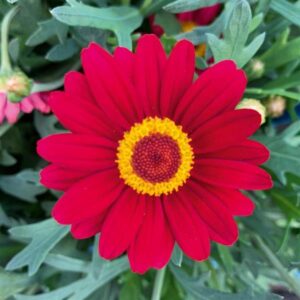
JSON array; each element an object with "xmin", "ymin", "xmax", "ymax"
[
  {"xmin": 140, "ymin": 0, "xmax": 152, "ymax": 14},
  {"xmin": 0, "ymin": 6, "xmax": 19, "ymax": 73},
  {"xmin": 151, "ymin": 267, "xmax": 166, "ymax": 300},
  {"xmin": 252, "ymin": 234, "xmax": 300, "ymax": 297}
]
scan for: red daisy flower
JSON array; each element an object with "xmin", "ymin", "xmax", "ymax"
[{"xmin": 37, "ymin": 34, "xmax": 272, "ymax": 274}]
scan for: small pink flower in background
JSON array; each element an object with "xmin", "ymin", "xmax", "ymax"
[{"xmin": 0, "ymin": 71, "xmax": 50, "ymax": 124}]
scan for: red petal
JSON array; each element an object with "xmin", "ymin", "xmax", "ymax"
[
  {"xmin": 37, "ymin": 133, "xmax": 116, "ymax": 172},
  {"xmin": 114, "ymin": 47, "xmax": 135, "ymax": 80},
  {"xmin": 64, "ymin": 71, "xmax": 95, "ymax": 102},
  {"xmin": 174, "ymin": 61, "xmax": 246, "ymax": 130},
  {"xmin": 99, "ymin": 189, "xmax": 145, "ymax": 259},
  {"xmin": 40, "ymin": 165, "xmax": 88, "ymax": 191},
  {"xmin": 134, "ymin": 34, "xmax": 167, "ymax": 117},
  {"xmin": 82, "ymin": 43, "xmax": 140, "ymax": 129},
  {"xmin": 191, "ymin": 109, "xmax": 261, "ymax": 154},
  {"xmin": 187, "ymin": 182, "xmax": 239, "ymax": 245},
  {"xmin": 163, "ymin": 193, "xmax": 210, "ymax": 261},
  {"xmin": 160, "ymin": 39, "xmax": 195, "ymax": 118},
  {"xmin": 128, "ymin": 197, "xmax": 175, "ymax": 274},
  {"xmin": 52, "ymin": 169, "xmax": 123, "ymax": 224},
  {"xmin": 201, "ymin": 139, "xmax": 270, "ymax": 165},
  {"xmin": 71, "ymin": 214, "xmax": 106, "ymax": 239},
  {"xmin": 204, "ymin": 185, "xmax": 255, "ymax": 216},
  {"xmin": 193, "ymin": 159, "xmax": 273, "ymax": 190},
  {"xmin": 49, "ymin": 91, "xmax": 119, "ymax": 140}
]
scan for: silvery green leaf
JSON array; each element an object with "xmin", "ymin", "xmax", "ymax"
[
  {"xmin": 26, "ymin": 18, "xmax": 68, "ymax": 47},
  {"xmin": 0, "ymin": 268, "xmax": 34, "ymax": 299},
  {"xmin": 207, "ymin": 0, "xmax": 265, "ymax": 67},
  {"xmin": 256, "ymin": 122, "xmax": 300, "ymax": 184},
  {"xmin": 51, "ymin": 1, "xmax": 143, "ymax": 49},
  {"xmin": 170, "ymin": 265, "xmax": 282, "ymax": 300},
  {"xmin": 270, "ymin": 0, "xmax": 300, "ymax": 27},
  {"xmin": 171, "ymin": 244, "xmax": 183, "ymax": 267},
  {"xmin": 6, "ymin": 219, "xmax": 69, "ymax": 276},
  {"xmin": 46, "ymin": 39, "xmax": 79, "ymax": 62},
  {"xmin": 44, "ymin": 254, "xmax": 90, "ymax": 273},
  {"xmin": 164, "ymin": 0, "xmax": 224, "ymax": 13},
  {"xmin": 0, "ymin": 170, "xmax": 46, "ymax": 202},
  {"xmin": 15, "ymin": 257, "xmax": 129, "ymax": 300}
]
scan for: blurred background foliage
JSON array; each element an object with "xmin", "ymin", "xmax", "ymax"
[{"xmin": 0, "ymin": 0, "xmax": 300, "ymax": 299}]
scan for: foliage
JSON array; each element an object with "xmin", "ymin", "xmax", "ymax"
[{"xmin": 0, "ymin": 0, "xmax": 300, "ymax": 299}]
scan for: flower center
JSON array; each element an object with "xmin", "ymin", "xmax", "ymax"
[
  {"xmin": 116, "ymin": 117, "xmax": 194, "ymax": 196},
  {"xmin": 132, "ymin": 134, "xmax": 181, "ymax": 183}
]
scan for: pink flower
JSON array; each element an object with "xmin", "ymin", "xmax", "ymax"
[{"xmin": 0, "ymin": 91, "xmax": 50, "ymax": 124}]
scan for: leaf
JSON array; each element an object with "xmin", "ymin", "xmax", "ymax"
[
  {"xmin": 269, "ymin": 189, "xmax": 300, "ymax": 219},
  {"xmin": 51, "ymin": 1, "xmax": 143, "ymax": 49},
  {"xmin": 264, "ymin": 70, "xmax": 300, "ymax": 90},
  {"xmin": 34, "ymin": 112, "xmax": 66, "ymax": 138},
  {"xmin": 26, "ymin": 18, "xmax": 68, "ymax": 47},
  {"xmin": 6, "ymin": 219, "xmax": 69, "ymax": 276},
  {"xmin": 155, "ymin": 12, "xmax": 181, "ymax": 35},
  {"xmin": 0, "ymin": 147, "xmax": 16, "ymax": 166},
  {"xmin": 249, "ymin": 13, "xmax": 263, "ymax": 33},
  {"xmin": 246, "ymin": 88, "xmax": 300, "ymax": 101},
  {"xmin": 164, "ymin": 0, "xmax": 224, "ymax": 13},
  {"xmin": 171, "ymin": 244, "xmax": 183, "ymax": 267},
  {"xmin": 0, "ymin": 170, "xmax": 46, "ymax": 202},
  {"xmin": 0, "ymin": 268, "xmax": 33, "ymax": 299},
  {"xmin": 260, "ymin": 37, "xmax": 300, "ymax": 70},
  {"xmin": 256, "ymin": 122, "xmax": 300, "ymax": 184},
  {"xmin": 15, "ymin": 257, "xmax": 129, "ymax": 300},
  {"xmin": 170, "ymin": 265, "xmax": 282, "ymax": 300},
  {"xmin": 46, "ymin": 38, "xmax": 79, "ymax": 62},
  {"xmin": 31, "ymin": 78, "xmax": 64, "ymax": 93},
  {"xmin": 207, "ymin": 0, "xmax": 265, "ymax": 67},
  {"xmin": 270, "ymin": 0, "xmax": 300, "ymax": 27}
]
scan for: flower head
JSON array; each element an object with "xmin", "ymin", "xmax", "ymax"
[
  {"xmin": 0, "ymin": 71, "xmax": 50, "ymax": 124},
  {"xmin": 38, "ymin": 35, "xmax": 272, "ymax": 274},
  {"xmin": 266, "ymin": 95, "xmax": 286, "ymax": 118}
]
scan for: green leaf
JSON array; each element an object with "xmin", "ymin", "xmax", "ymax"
[
  {"xmin": 270, "ymin": 0, "xmax": 300, "ymax": 27},
  {"xmin": 256, "ymin": 122, "xmax": 300, "ymax": 184},
  {"xmin": 170, "ymin": 265, "xmax": 281, "ymax": 300},
  {"xmin": 260, "ymin": 37, "xmax": 300, "ymax": 70},
  {"xmin": 249, "ymin": 13, "xmax": 264, "ymax": 33},
  {"xmin": 46, "ymin": 39, "xmax": 79, "ymax": 62},
  {"xmin": 164, "ymin": 0, "xmax": 224, "ymax": 13},
  {"xmin": 6, "ymin": 219, "xmax": 69, "ymax": 276},
  {"xmin": 44, "ymin": 254, "xmax": 90, "ymax": 273},
  {"xmin": 0, "ymin": 268, "xmax": 33, "ymax": 299},
  {"xmin": 207, "ymin": 0, "xmax": 265, "ymax": 67},
  {"xmin": 15, "ymin": 257, "xmax": 129, "ymax": 300},
  {"xmin": 264, "ymin": 70, "xmax": 300, "ymax": 90},
  {"xmin": 171, "ymin": 244, "xmax": 183, "ymax": 267},
  {"xmin": 34, "ymin": 112, "xmax": 66, "ymax": 138},
  {"xmin": 26, "ymin": 18, "xmax": 68, "ymax": 47},
  {"xmin": 155, "ymin": 12, "xmax": 181, "ymax": 35},
  {"xmin": 0, "ymin": 170, "xmax": 46, "ymax": 202},
  {"xmin": 246, "ymin": 88, "xmax": 300, "ymax": 101},
  {"xmin": 51, "ymin": 2, "xmax": 143, "ymax": 49},
  {"xmin": 269, "ymin": 189, "xmax": 300, "ymax": 219}
]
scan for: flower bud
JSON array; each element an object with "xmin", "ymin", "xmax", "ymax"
[
  {"xmin": 265, "ymin": 96, "xmax": 286, "ymax": 118},
  {"xmin": 0, "ymin": 70, "xmax": 32, "ymax": 103},
  {"xmin": 247, "ymin": 59, "xmax": 265, "ymax": 79},
  {"xmin": 237, "ymin": 99, "xmax": 266, "ymax": 124}
]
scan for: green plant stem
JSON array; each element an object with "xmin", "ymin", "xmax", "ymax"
[
  {"xmin": 252, "ymin": 234, "xmax": 300, "ymax": 297},
  {"xmin": 0, "ymin": 6, "xmax": 19, "ymax": 74},
  {"xmin": 151, "ymin": 267, "xmax": 166, "ymax": 300},
  {"xmin": 140, "ymin": 0, "xmax": 152, "ymax": 14}
]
